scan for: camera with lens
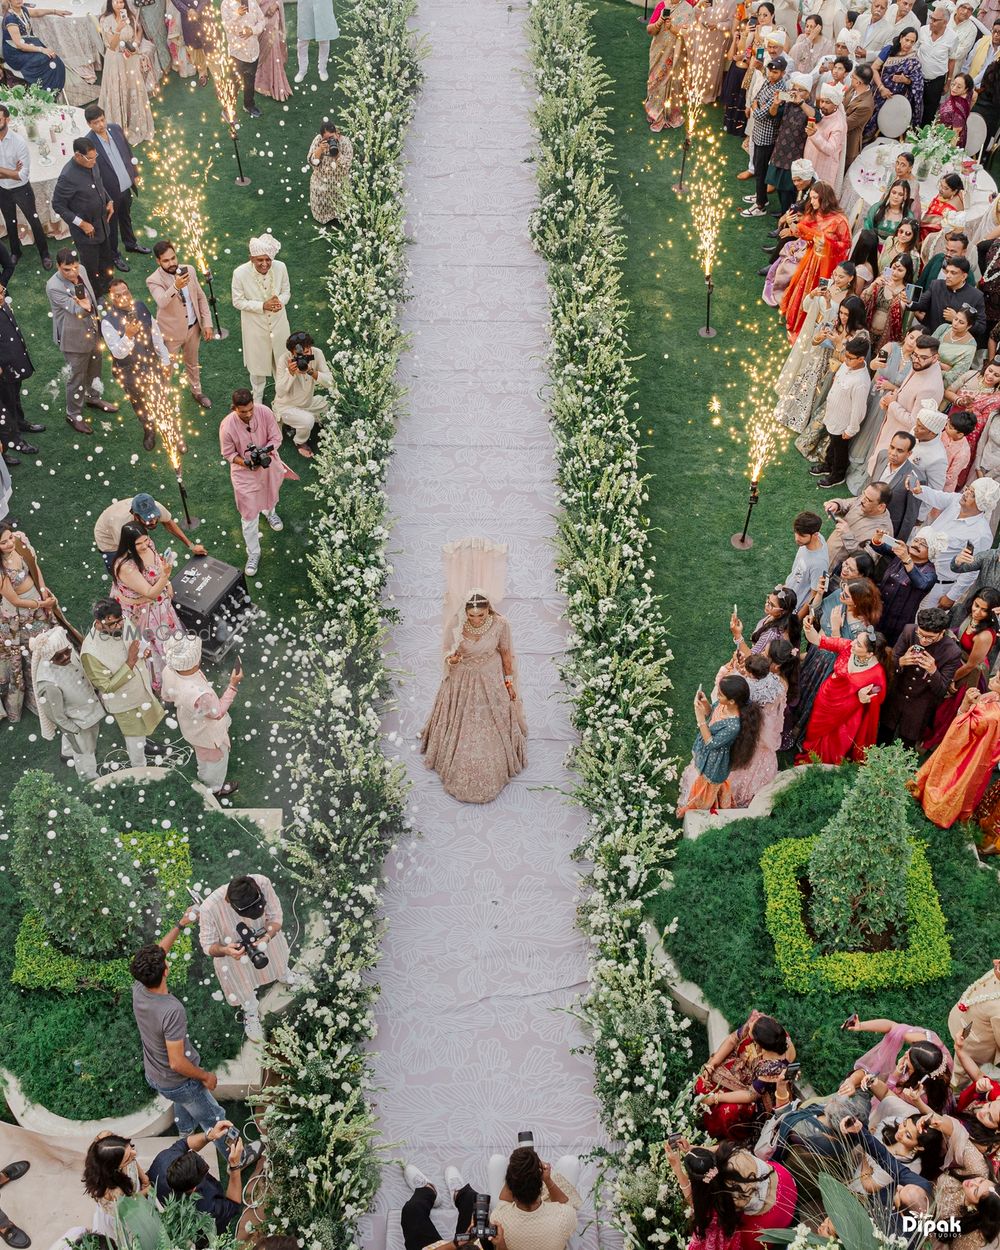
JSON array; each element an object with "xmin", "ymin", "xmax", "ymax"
[
  {"xmin": 243, "ymin": 442, "xmax": 274, "ymax": 470},
  {"xmin": 454, "ymin": 1193, "xmax": 497, "ymax": 1246},
  {"xmin": 293, "ymin": 351, "xmax": 313, "ymax": 372},
  {"xmin": 74, "ymin": 281, "xmax": 87, "ymax": 299},
  {"xmin": 327, "ymin": 136, "xmax": 340, "ymax": 157},
  {"xmin": 234, "ymin": 920, "xmax": 270, "ymax": 970}
]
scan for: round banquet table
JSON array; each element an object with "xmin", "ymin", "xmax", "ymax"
[
  {"xmin": 843, "ymin": 138, "xmax": 998, "ymax": 233},
  {"xmin": 0, "ymin": 104, "xmax": 89, "ymax": 242}
]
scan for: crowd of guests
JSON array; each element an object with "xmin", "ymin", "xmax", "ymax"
[
  {"xmin": 0, "ymin": 0, "xmax": 354, "ymax": 792},
  {"xmin": 653, "ymin": 0, "xmax": 1000, "ymax": 842},
  {"xmin": 667, "ymin": 978, "xmax": 1000, "ymax": 1250},
  {"xmin": 1, "ymin": 0, "xmax": 344, "ymax": 133}
]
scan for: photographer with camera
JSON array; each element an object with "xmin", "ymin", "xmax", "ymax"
[
  {"xmin": 220, "ymin": 387, "xmax": 294, "ymax": 577},
  {"xmin": 195, "ymin": 873, "xmax": 302, "ymax": 1041},
  {"xmin": 487, "ymin": 1145, "xmax": 581, "ymax": 1250},
  {"xmin": 400, "ymin": 1162, "xmax": 508, "ymax": 1250},
  {"xmin": 148, "ymin": 1117, "xmax": 261, "ymax": 1235},
  {"xmin": 272, "ymin": 330, "xmax": 333, "ymax": 459},
  {"xmin": 307, "ymin": 119, "xmax": 353, "ymax": 226}
]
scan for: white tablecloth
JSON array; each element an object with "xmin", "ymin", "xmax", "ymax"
[
  {"xmin": 0, "ymin": 105, "xmax": 89, "ymax": 241},
  {"xmin": 843, "ymin": 139, "xmax": 998, "ymax": 231}
]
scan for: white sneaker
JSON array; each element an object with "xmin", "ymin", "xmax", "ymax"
[
  {"xmin": 265, "ymin": 510, "xmax": 283, "ymax": 531},
  {"xmin": 245, "ymin": 554, "xmax": 260, "ymax": 577},
  {"xmin": 243, "ymin": 1007, "xmax": 264, "ymax": 1042},
  {"xmin": 742, "ymin": 194, "xmax": 758, "ymax": 203},
  {"xmin": 294, "ymin": 68, "xmax": 307, "ymax": 83},
  {"xmin": 403, "ymin": 1163, "xmax": 440, "ymax": 1204},
  {"xmin": 740, "ymin": 204, "xmax": 767, "ymax": 217},
  {"xmin": 318, "ymin": 67, "xmax": 329, "ymax": 81},
  {"xmin": 445, "ymin": 1165, "xmax": 465, "ymax": 1204}
]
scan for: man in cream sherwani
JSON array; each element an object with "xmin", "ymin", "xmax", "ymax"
[{"xmin": 230, "ymin": 233, "xmax": 291, "ymax": 405}]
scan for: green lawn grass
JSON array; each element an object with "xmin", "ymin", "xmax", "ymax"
[
  {"xmin": 0, "ymin": 32, "xmax": 344, "ymax": 803},
  {"xmin": 593, "ymin": 0, "xmax": 832, "ymax": 763},
  {"xmin": 2, "ymin": 773, "xmax": 292, "ymax": 1118},
  {"xmin": 652, "ymin": 767, "xmax": 996, "ymax": 1090}
]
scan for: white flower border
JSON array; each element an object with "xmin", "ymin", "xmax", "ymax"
[
  {"xmin": 527, "ymin": 2, "xmax": 699, "ymax": 1245},
  {"xmin": 251, "ymin": 2, "xmax": 420, "ymax": 1245}
]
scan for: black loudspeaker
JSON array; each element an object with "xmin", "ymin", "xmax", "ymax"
[{"xmin": 170, "ymin": 556, "xmax": 251, "ymax": 662}]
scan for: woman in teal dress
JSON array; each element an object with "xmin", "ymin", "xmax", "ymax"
[
  {"xmin": 677, "ymin": 675, "xmax": 760, "ymax": 816},
  {"xmin": 863, "ymin": 179, "xmax": 915, "ymax": 243},
  {"xmin": 787, "ymin": 577, "xmax": 884, "ymax": 750}
]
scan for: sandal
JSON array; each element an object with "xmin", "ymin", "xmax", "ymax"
[
  {"xmin": 0, "ymin": 1163, "xmax": 27, "ymax": 1188},
  {"xmin": 0, "ymin": 1213, "xmax": 29, "ymax": 1248}
]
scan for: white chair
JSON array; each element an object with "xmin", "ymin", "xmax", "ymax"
[
  {"xmin": 878, "ymin": 94, "xmax": 913, "ymax": 139},
  {"xmin": 967, "ymin": 111, "xmax": 989, "ymax": 161}
]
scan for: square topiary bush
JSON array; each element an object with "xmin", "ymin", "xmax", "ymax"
[
  {"xmin": 762, "ymin": 835, "xmax": 951, "ymax": 994},
  {"xmin": 12, "ymin": 829, "xmax": 193, "ymax": 992}
]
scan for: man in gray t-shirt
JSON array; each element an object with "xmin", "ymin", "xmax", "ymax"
[{"xmin": 130, "ymin": 913, "xmax": 228, "ymax": 1154}]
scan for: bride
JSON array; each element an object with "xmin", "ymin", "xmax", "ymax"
[{"xmin": 420, "ymin": 538, "xmax": 527, "ymax": 804}]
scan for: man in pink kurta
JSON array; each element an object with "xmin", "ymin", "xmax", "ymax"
[
  {"xmin": 868, "ymin": 341, "xmax": 946, "ymax": 470},
  {"xmin": 196, "ymin": 873, "xmax": 299, "ymax": 1041},
  {"xmin": 219, "ymin": 388, "xmax": 294, "ymax": 577},
  {"xmin": 804, "ymin": 84, "xmax": 848, "ymax": 196}
]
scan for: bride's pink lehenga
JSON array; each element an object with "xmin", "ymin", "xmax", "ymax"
[{"xmin": 421, "ymin": 612, "xmax": 527, "ymax": 804}]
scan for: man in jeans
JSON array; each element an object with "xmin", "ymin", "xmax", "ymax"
[
  {"xmin": 740, "ymin": 60, "xmax": 788, "ymax": 219},
  {"xmin": 130, "ymin": 912, "xmax": 230, "ymax": 1151}
]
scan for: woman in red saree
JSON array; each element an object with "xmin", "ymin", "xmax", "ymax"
[
  {"xmin": 693, "ymin": 1010, "xmax": 794, "ymax": 1141},
  {"xmin": 909, "ymin": 675, "xmax": 1000, "ymax": 829},
  {"xmin": 937, "ymin": 74, "xmax": 974, "ymax": 146},
  {"xmin": 945, "ymin": 360, "xmax": 1000, "ymax": 476},
  {"xmin": 796, "ymin": 623, "xmax": 892, "ymax": 764},
  {"xmin": 780, "ymin": 182, "xmax": 853, "ymax": 341}
]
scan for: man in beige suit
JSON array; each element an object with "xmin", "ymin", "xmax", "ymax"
[
  {"xmin": 949, "ymin": 960, "xmax": 1000, "ymax": 1088},
  {"xmin": 146, "ymin": 239, "xmax": 214, "ymax": 408}
]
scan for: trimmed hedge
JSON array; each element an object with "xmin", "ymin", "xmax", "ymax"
[
  {"xmin": 13, "ymin": 829, "xmax": 193, "ymax": 993},
  {"xmin": 0, "ymin": 775, "xmax": 283, "ymax": 1119},
  {"xmin": 654, "ymin": 766, "xmax": 1000, "ymax": 1091},
  {"xmin": 762, "ymin": 835, "xmax": 951, "ymax": 994}
]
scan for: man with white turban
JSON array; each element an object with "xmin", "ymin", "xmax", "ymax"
[
  {"xmin": 161, "ymin": 633, "xmax": 242, "ymax": 798},
  {"xmin": 31, "ymin": 626, "xmax": 103, "ymax": 781},
  {"xmin": 906, "ymin": 475, "xmax": 1000, "ymax": 608},
  {"xmin": 949, "ymin": 0, "xmax": 980, "ymax": 68},
  {"xmin": 230, "ymin": 234, "xmax": 291, "ymax": 405},
  {"xmin": 909, "ymin": 402, "xmax": 951, "ymax": 506},
  {"xmin": 81, "ymin": 596, "xmax": 164, "ymax": 768},
  {"xmin": 804, "ymin": 82, "xmax": 848, "ymax": 194}
]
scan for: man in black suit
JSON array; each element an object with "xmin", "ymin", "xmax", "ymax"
[
  {"xmin": 0, "ymin": 287, "xmax": 45, "ymax": 466},
  {"xmin": 866, "ymin": 431, "xmax": 927, "ymax": 542},
  {"xmin": 51, "ymin": 138, "xmax": 115, "ymax": 299},
  {"xmin": 84, "ymin": 103, "xmax": 151, "ymax": 273}
]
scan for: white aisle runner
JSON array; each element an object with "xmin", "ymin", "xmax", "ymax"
[{"xmin": 361, "ymin": 1, "xmax": 609, "ymax": 1247}]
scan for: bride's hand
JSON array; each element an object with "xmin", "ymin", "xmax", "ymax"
[{"xmin": 446, "ymin": 652, "xmax": 461, "ymax": 667}]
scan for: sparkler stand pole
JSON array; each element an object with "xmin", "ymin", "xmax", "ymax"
[
  {"xmin": 228, "ymin": 124, "xmax": 250, "ymax": 187},
  {"xmin": 175, "ymin": 472, "xmax": 200, "ymax": 532},
  {"xmin": 731, "ymin": 479, "xmax": 760, "ymax": 550},
  {"xmin": 672, "ymin": 137, "xmax": 691, "ymax": 195},
  {"xmin": 638, "ymin": 0, "xmax": 649, "ymax": 21},
  {"xmin": 699, "ymin": 274, "xmax": 717, "ymax": 338},
  {"xmin": 202, "ymin": 270, "xmax": 230, "ymax": 340}
]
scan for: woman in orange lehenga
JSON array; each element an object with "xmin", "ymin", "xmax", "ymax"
[
  {"xmin": 780, "ymin": 181, "xmax": 853, "ymax": 341},
  {"xmin": 693, "ymin": 1010, "xmax": 796, "ymax": 1141},
  {"xmin": 909, "ymin": 675, "xmax": 1000, "ymax": 831},
  {"xmin": 644, "ymin": 2, "xmax": 683, "ymax": 131}
]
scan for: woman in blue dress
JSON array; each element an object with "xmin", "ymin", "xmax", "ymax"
[{"xmin": 2, "ymin": 0, "xmax": 70, "ymax": 92}]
